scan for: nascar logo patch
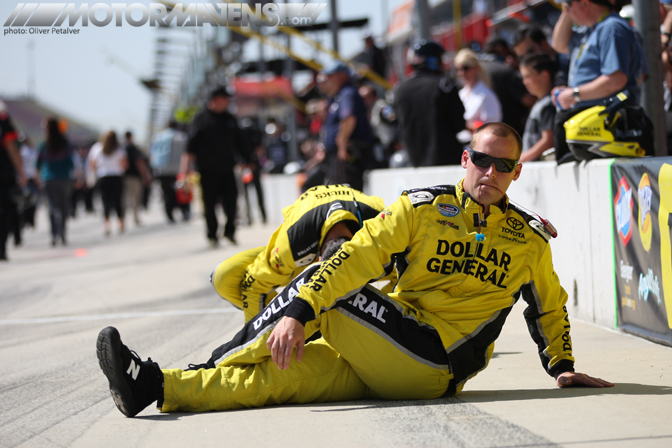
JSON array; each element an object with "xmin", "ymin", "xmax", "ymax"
[{"xmin": 437, "ymin": 203, "xmax": 459, "ymax": 217}]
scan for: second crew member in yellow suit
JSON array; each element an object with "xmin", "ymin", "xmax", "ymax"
[
  {"xmin": 211, "ymin": 184, "xmax": 387, "ymax": 322},
  {"xmin": 96, "ymin": 123, "xmax": 613, "ymax": 417}
]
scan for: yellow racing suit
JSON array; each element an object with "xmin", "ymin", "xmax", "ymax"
[
  {"xmin": 160, "ymin": 181, "xmax": 574, "ymax": 412},
  {"xmin": 286, "ymin": 180, "xmax": 575, "ymax": 392},
  {"xmin": 211, "ymin": 184, "xmax": 386, "ymax": 322}
]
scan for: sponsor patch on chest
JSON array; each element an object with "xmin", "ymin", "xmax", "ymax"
[{"xmin": 437, "ymin": 203, "xmax": 459, "ymax": 217}]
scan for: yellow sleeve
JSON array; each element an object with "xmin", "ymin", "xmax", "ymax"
[
  {"xmin": 291, "ymin": 196, "xmax": 415, "ymax": 321},
  {"xmin": 520, "ymin": 242, "xmax": 575, "ymax": 378},
  {"xmin": 241, "ymin": 225, "xmax": 302, "ymax": 321},
  {"xmin": 373, "ymin": 270, "xmax": 399, "ymax": 294}
]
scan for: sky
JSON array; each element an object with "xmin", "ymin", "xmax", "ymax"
[{"xmin": 0, "ymin": 0, "xmax": 408, "ymax": 145}]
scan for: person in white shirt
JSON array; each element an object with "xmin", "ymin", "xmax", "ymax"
[
  {"xmin": 88, "ymin": 131, "xmax": 128, "ymax": 236},
  {"xmin": 455, "ymin": 49, "xmax": 502, "ymax": 140}
]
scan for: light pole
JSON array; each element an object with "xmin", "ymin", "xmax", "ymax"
[
  {"xmin": 26, "ymin": 40, "xmax": 35, "ymax": 99},
  {"xmin": 633, "ymin": 0, "xmax": 667, "ymax": 157},
  {"xmin": 330, "ymin": 0, "xmax": 340, "ymax": 53}
]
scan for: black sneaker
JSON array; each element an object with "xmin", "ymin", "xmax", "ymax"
[
  {"xmin": 224, "ymin": 234, "xmax": 237, "ymax": 245},
  {"xmin": 96, "ymin": 327, "xmax": 163, "ymax": 417}
]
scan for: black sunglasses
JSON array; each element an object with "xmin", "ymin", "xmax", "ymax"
[{"xmin": 467, "ymin": 148, "xmax": 519, "ymax": 173}]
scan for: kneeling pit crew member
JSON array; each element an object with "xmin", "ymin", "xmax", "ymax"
[{"xmin": 210, "ymin": 184, "xmax": 389, "ymax": 322}]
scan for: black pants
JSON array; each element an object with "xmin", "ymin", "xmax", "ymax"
[
  {"xmin": 159, "ymin": 175, "xmax": 190, "ymax": 222},
  {"xmin": 70, "ymin": 184, "xmax": 94, "ymax": 217},
  {"xmin": 199, "ymin": 171, "xmax": 237, "ymax": 241},
  {"xmin": 22, "ymin": 179, "xmax": 39, "ymax": 228},
  {"xmin": 98, "ymin": 176, "xmax": 124, "ymax": 219},
  {"xmin": 0, "ymin": 182, "xmax": 18, "ymax": 258},
  {"xmin": 44, "ymin": 179, "xmax": 72, "ymax": 242},
  {"xmin": 8, "ymin": 188, "xmax": 21, "ymax": 246},
  {"xmin": 242, "ymin": 166, "xmax": 266, "ymax": 224}
]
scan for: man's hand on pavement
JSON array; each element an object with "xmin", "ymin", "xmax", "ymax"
[
  {"xmin": 556, "ymin": 371, "xmax": 614, "ymax": 388},
  {"xmin": 267, "ymin": 316, "xmax": 305, "ymax": 370}
]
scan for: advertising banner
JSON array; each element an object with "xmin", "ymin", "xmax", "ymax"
[{"xmin": 612, "ymin": 157, "xmax": 672, "ymax": 346}]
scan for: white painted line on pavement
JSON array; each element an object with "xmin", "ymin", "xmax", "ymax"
[{"xmin": 0, "ymin": 308, "xmax": 239, "ymax": 325}]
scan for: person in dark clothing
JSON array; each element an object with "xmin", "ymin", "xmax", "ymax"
[
  {"xmin": 36, "ymin": 118, "xmax": 76, "ymax": 246},
  {"xmin": 239, "ymin": 117, "xmax": 267, "ymax": 225},
  {"xmin": 363, "ymin": 35, "xmax": 387, "ymax": 80},
  {"xmin": 263, "ymin": 119, "xmax": 289, "ymax": 174},
  {"xmin": 395, "ymin": 40, "xmax": 466, "ymax": 167},
  {"xmin": 319, "ymin": 62, "xmax": 375, "ymax": 192},
  {"xmin": 0, "ymin": 108, "xmax": 25, "ymax": 261},
  {"xmin": 181, "ymin": 86, "xmax": 248, "ymax": 247},
  {"xmin": 123, "ymin": 131, "xmax": 151, "ymax": 226},
  {"xmin": 480, "ymin": 37, "xmax": 536, "ymax": 137},
  {"xmin": 140, "ymin": 152, "xmax": 152, "ymax": 210},
  {"xmin": 359, "ymin": 85, "xmax": 397, "ymax": 168}
]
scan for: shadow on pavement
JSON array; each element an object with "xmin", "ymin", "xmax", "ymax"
[
  {"xmin": 559, "ymin": 435, "xmax": 672, "ymax": 445},
  {"xmin": 122, "ymin": 383, "xmax": 672, "ymax": 422},
  {"xmin": 309, "ymin": 396, "xmax": 463, "ymax": 412},
  {"xmin": 135, "ymin": 413, "xmax": 185, "ymax": 421},
  {"xmin": 490, "ymin": 351, "xmax": 522, "ymax": 358},
  {"xmin": 306, "ymin": 383, "xmax": 672, "ymax": 412},
  {"xmin": 459, "ymin": 383, "xmax": 672, "ymax": 402}
]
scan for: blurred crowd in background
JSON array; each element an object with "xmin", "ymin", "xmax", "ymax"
[{"xmin": 2, "ymin": 0, "xmax": 672, "ymax": 259}]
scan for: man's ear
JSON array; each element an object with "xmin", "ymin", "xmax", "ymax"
[
  {"xmin": 513, "ymin": 163, "xmax": 523, "ymax": 181},
  {"xmin": 461, "ymin": 150, "xmax": 469, "ymax": 169}
]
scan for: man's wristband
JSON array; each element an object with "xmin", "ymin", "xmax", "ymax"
[
  {"xmin": 550, "ymin": 359, "xmax": 575, "ymax": 379},
  {"xmin": 572, "ymin": 87, "xmax": 581, "ymax": 103},
  {"xmin": 284, "ymin": 297, "xmax": 315, "ymax": 326}
]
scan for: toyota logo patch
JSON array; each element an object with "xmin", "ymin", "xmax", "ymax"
[{"xmin": 506, "ymin": 217, "xmax": 524, "ymax": 230}]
